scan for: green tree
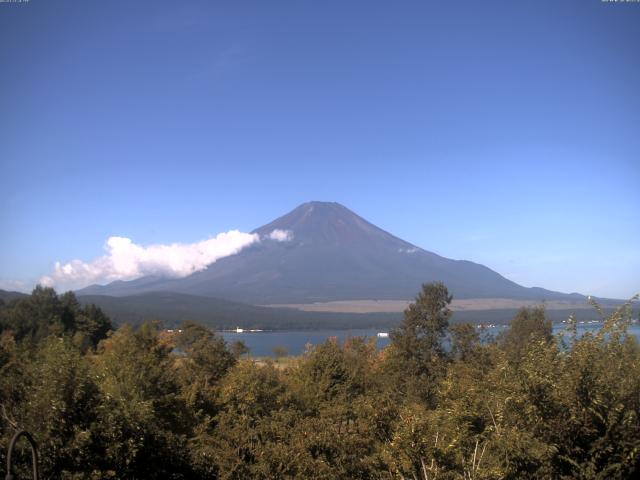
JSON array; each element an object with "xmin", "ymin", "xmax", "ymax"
[
  {"xmin": 547, "ymin": 302, "xmax": 640, "ymax": 479},
  {"xmin": 450, "ymin": 323, "xmax": 480, "ymax": 363},
  {"xmin": 0, "ymin": 286, "xmax": 65, "ymax": 342},
  {"xmin": 203, "ymin": 360, "xmax": 287, "ymax": 479},
  {"xmin": 0, "ymin": 331, "xmax": 25, "ymax": 475},
  {"xmin": 284, "ymin": 337, "xmax": 391, "ymax": 478},
  {"xmin": 386, "ymin": 282, "xmax": 452, "ymax": 404},
  {"xmin": 16, "ymin": 337, "xmax": 101, "ymax": 477},
  {"xmin": 92, "ymin": 322, "xmax": 194, "ymax": 479},
  {"xmin": 74, "ymin": 303, "xmax": 113, "ymax": 351},
  {"xmin": 0, "ymin": 287, "xmax": 112, "ymax": 349},
  {"xmin": 500, "ymin": 306, "xmax": 552, "ymax": 365},
  {"xmin": 175, "ymin": 321, "xmax": 237, "ymax": 416}
]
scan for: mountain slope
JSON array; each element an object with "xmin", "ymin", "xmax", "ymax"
[
  {"xmin": 78, "ymin": 202, "xmax": 583, "ymax": 304},
  {"xmin": 0, "ymin": 289, "xmax": 29, "ymax": 303}
]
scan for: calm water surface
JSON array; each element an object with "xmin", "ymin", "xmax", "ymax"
[{"xmin": 221, "ymin": 323, "xmax": 640, "ymax": 357}]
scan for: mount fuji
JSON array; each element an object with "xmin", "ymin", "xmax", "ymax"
[{"xmin": 78, "ymin": 201, "xmax": 583, "ymax": 305}]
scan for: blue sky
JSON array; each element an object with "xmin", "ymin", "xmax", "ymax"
[{"xmin": 1, "ymin": 0, "xmax": 638, "ymax": 298}]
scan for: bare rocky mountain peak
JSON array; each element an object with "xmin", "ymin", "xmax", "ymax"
[{"xmin": 254, "ymin": 201, "xmax": 414, "ymax": 249}]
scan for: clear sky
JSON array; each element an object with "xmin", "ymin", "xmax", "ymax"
[{"xmin": 1, "ymin": 0, "xmax": 638, "ymax": 298}]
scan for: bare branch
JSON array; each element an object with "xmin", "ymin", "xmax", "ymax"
[
  {"xmin": 477, "ymin": 442, "xmax": 487, "ymax": 471},
  {"xmin": 1, "ymin": 403, "xmax": 19, "ymax": 431},
  {"xmin": 486, "ymin": 402, "xmax": 500, "ymax": 435},
  {"xmin": 421, "ymin": 457, "xmax": 428, "ymax": 480}
]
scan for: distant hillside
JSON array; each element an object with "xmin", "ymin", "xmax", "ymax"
[
  {"xmin": 76, "ymin": 291, "xmax": 623, "ymax": 330},
  {"xmin": 77, "ymin": 292, "xmax": 401, "ymax": 330},
  {"xmin": 78, "ymin": 202, "xmax": 587, "ymax": 304},
  {"xmin": 0, "ymin": 289, "xmax": 28, "ymax": 303},
  {"xmin": 2, "ymin": 288, "xmax": 624, "ymax": 331}
]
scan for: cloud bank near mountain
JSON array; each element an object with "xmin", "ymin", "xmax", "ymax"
[{"xmin": 39, "ymin": 229, "xmax": 292, "ymax": 290}]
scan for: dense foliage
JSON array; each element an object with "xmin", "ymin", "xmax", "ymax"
[{"xmin": 1, "ymin": 284, "xmax": 639, "ymax": 479}]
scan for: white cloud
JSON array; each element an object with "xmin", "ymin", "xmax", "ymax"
[
  {"xmin": 40, "ymin": 230, "xmax": 260, "ymax": 289},
  {"xmin": 267, "ymin": 229, "xmax": 293, "ymax": 242}
]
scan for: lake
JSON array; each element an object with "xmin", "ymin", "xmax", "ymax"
[{"xmin": 220, "ymin": 323, "xmax": 640, "ymax": 357}]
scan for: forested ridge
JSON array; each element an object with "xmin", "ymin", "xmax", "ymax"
[{"xmin": 1, "ymin": 284, "xmax": 639, "ymax": 479}]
